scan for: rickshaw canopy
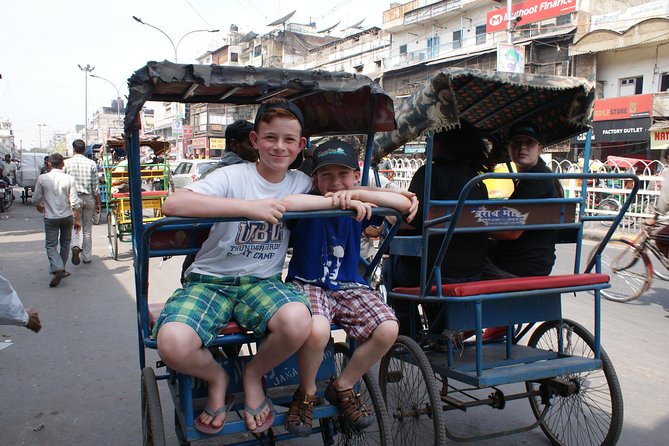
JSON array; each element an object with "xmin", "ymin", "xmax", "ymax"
[
  {"xmin": 373, "ymin": 68, "xmax": 595, "ymax": 161},
  {"xmin": 124, "ymin": 60, "xmax": 396, "ymax": 143}
]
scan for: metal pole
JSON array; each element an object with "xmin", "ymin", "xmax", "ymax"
[
  {"xmin": 506, "ymin": 0, "xmax": 513, "ymax": 44},
  {"xmin": 78, "ymin": 64, "xmax": 95, "ymax": 144},
  {"xmin": 90, "ymin": 74, "xmax": 122, "ymax": 135}
]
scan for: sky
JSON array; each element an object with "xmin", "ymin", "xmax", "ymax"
[{"xmin": 0, "ymin": 0, "xmax": 394, "ymax": 150}]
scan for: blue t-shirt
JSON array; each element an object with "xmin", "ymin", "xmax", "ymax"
[{"xmin": 287, "ymin": 215, "xmax": 378, "ymax": 290}]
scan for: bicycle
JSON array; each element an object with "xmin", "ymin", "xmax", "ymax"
[{"xmin": 590, "ymin": 217, "xmax": 669, "ymax": 302}]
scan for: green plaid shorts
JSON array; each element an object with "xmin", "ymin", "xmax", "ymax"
[{"xmin": 152, "ymin": 273, "xmax": 310, "ymax": 346}]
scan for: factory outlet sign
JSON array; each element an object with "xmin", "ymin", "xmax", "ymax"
[
  {"xmin": 574, "ymin": 117, "xmax": 652, "ymax": 143},
  {"xmin": 486, "ymin": 0, "xmax": 577, "ymax": 33}
]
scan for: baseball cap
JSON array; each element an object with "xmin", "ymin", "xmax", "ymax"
[
  {"xmin": 311, "ymin": 140, "xmax": 359, "ymax": 174},
  {"xmin": 508, "ymin": 121, "xmax": 544, "ymax": 145},
  {"xmin": 254, "ymin": 101, "xmax": 305, "ymax": 134}
]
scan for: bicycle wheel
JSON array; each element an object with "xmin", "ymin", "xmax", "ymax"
[
  {"xmin": 326, "ymin": 342, "xmax": 393, "ymax": 446},
  {"xmin": 379, "ymin": 335, "xmax": 446, "ymax": 445},
  {"xmin": 141, "ymin": 367, "xmax": 166, "ymax": 446},
  {"xmin": 525, "ymin": 319, "xmax": 623, "ymax": 446},
  {"xmin": 589, "ymin": 238, "xmax": 651, "ymax": 302},
  {"xmin": 107, "ymin": 212, "xmax": 119, "ymax": 260},
  {"xmin": 597, "ymin": 198, "xmax": 621, "ymax": 227}
]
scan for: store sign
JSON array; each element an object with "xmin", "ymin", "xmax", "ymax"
[
  {"xmin": 191, "ymin": 137, "xmax": 208, "ymax": 149},
  {"xmin": 497, "ymin": 43, "xmax": 525, "ymax": 73},
  {"xmin": 183, "ymin": 125, "xmax": 193, "ymax": 140},
  {"xmin": 593, "ymin": 94, "xmax": 653, "ymax": 121},
  {"xmin": 651, "ymin": 129, "xmax": 669, "ymax": 151},
  {"xmin": 210, "ymin": 138, "xmax": 226, "ymax": 150},
  {"xmin": 574, "ymin": 118, "xmax": 651, "ymax": 143},
  {"xmin": 172, "ymin": 119, "xmax": 183, "ymax": 137},
  {"xmin": 486, "ymin": 0, "xmax": 577, "ymax": 33},
  {"xmin": 403, "ymin": 143, "xmax": 425, "ymax": 154}
]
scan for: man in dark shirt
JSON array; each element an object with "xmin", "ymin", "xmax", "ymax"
[{"xmin": 485, "ymin": 121, "xmax": 563, "ymax": 278}]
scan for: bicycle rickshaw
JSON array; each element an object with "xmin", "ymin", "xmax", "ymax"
[
  {"xmin": 123, "ymin": 61, "xmax": 400, "ymax": 445},
  {"xmin": 370, "ymin": 69, "xmax": 636, "ymax": 445},
  {"xmin": 104, "ymin": 135, "xmax": 171, "ymax": 260}
]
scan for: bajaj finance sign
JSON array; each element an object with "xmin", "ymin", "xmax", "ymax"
[{"xmin": 487, "ymin": 0, "xmax": 577, "ymax": 33}]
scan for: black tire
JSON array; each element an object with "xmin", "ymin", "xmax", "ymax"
[
  {"xmin": 325, "ymin": 342, "xmax": 393, "ymax": 446},
  {"xmin": 597, "ymin": 198, "xmax": 621, "ymax": 228},
  {"xmin": 379, "ymin": 335, "xmax": 446, "ymax": 445},
  {"xmin": 141, "ymin": 367, "xmax": 166, "ymax": 446},
  {"xmin": 525, "ymin": 319, "xmax": 623, "ymax": 446},
  {"xmin": 5, "ymin": 189, "xmax": 13, "ymax": 210},
  {"xmin": 107, "ymin": 212, "xmax": 119, "ymax": 260},
  {"xmin": 590, "ymin": 238, "xmax": 651, "ymax": 302}
]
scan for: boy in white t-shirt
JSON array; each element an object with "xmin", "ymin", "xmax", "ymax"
[{"xmin": 153, "ymin": 98, "xmax": 372, "ymax": 435}]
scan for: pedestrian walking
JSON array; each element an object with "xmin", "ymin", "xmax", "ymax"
[
  {"xmin": 63, "ymin": 139, "xmax": 101, "ymax": 265},
  {"xmin": 32, "ymin": 153, "xmax": 81, "ymax": 287}
]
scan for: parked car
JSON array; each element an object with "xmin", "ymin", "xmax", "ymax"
[{"xmin": 172, "ymin": 159, "xmax": 219, "ymax": 188}]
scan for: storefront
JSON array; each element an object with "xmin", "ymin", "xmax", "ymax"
[{"xmin": 190, "ymin": 136, "xmax": 208, "ymax": 159}]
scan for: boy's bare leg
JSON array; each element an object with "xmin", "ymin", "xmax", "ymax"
[
  {"xmin": 296, "ymin": 315, "xmax": 331, "ymax": 395},
  {"xmin": 242, "ymin": 302, "xmax": 311, "ymax": 430},
  {"xmin": 157, "ymin": 322, "xmax": 229, "ymax": 428},
  {"xmin": 333, "ymin": 321, "xmax": 398, "ymax": 390}
]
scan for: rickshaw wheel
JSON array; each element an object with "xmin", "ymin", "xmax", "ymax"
[
  {"xmin": 141, "ymin": 367, "xmax": 166, "ymax": 446},
  {"xmin": 107, "ymin": 212, "xmax": 118, "ymax": 260},
  {"xmin": 324, "ymin": 342, "xmax": 393, "ymax": 446},
  {"xmin": 379, "ymin": 335, "xmax": 446, "ymax": 446},
  {"xmin": 525, "ymin": 319, "xmax": 623, "ymax": 446}
]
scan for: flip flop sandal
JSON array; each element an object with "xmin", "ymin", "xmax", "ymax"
[
  {"xmin": 194, "ymin": 395, "xmax": 235, "ymax": 435},
  {"xmin": 245, "ymin": 396, "xmax": 276, "ymax": 434}
]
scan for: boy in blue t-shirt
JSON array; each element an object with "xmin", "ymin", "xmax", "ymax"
[{"xmin": 284, "ymin": 140, "xmax": 414, "ymax": 436}]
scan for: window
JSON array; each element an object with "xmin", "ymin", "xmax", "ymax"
[
  {"xmin": 453, "ymin": 30, "xmax": 462, "ymax": 50},
  {"xmin": 427, "ymin": 36, "xmax": 440, "ymax": 59},
  {"xmin": 230, "ymin": 52, "xmax": 238, "ymax": 62},
  {"xmin": 620, "ymin": 76, "xmax": 643, "ymax": 95},
  {"xmin": 556, "ymin": 13, "xmax": 571, "ymax": 26},
  {"xmin": 475, "ymin": 25, "xmax": 486, "ymax": 45},
  {"xmin": 661, "ymin": 73, "xmax": 669, "ymax": 92},
  {"xmin": 399, "ymin": 44, "xmax": 407, "ymax": 55},
  {"xmin": 254, "ymin": 45, "xmax": 262, "ymax": 57}
]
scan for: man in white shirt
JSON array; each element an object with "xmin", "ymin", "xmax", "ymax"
[
  {"xmin": 33, "ymin": 153, "xmax": 81, "ymax": 287},
  {"xmin": 2, "ymin": 154, "xmax": 17, "ymax": 185}
]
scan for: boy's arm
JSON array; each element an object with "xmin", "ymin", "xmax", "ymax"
[
  {"xmin": 281, "ymin": 193, "xmax": 373, "ymax": 222},
  {"xmin": 163, "ymin": 188, "xmax": 287, "ymax": 224},
  {"xmin": 328, "ymin": 189, "xmax": 415, "ymax": 220}
]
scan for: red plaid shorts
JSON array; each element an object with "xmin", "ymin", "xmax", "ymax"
[{"xmin": 292, "ymin": 282, "xmax": 397, "ymax": 342}]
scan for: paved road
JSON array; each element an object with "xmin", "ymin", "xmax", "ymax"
[{"xmin": 1, "ymin": 197, "xmax": 668, "ymax": 445}]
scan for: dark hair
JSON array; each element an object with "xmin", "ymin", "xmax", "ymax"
[
  {"xmin": 224, "ymin": 120, "xmax": 253, "ymax": 151},
  {"xmin": 432, "ymin": 119, "xmax": 490, "ymax": 173},
  {"xmin": 49, "ymin": 153, "xmax": 64, "ymax": 166},
  {"xmin": 72, "ymin": 139, "xmax": 86, "ymax": 153}
]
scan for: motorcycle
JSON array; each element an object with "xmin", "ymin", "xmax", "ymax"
[{"xmin": 0, "ymin": 175, "xmax": 15, "ymax": 212}]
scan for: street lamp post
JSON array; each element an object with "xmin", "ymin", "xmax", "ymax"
[
  {"xmin": 78, "ymin": 64, "xmax": 95, "ymax": 144},
  {"xmin": 90, "ymin": 74, "xmax": 122, "ymax": 136},
  {"xmin": 132, "ymin": 16, "xmax": 218, "ymax": 160},
  {"xmin": 132, "ymin": 16, "xmax": 219, "ymax": 63},
  {"xmin": 38, "ymin": 123, "xmax": 47, "ymax": 150}
]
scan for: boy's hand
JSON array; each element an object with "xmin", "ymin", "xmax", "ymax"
[
  {"xmin": 326, "ymin": 190, "xmax": 358, "ymax": 209},
  {"xmin": 347, "ymin": 199, "xmax": 375, "ymax": 222},
  {"xmin": 397, "ymin": 190, "xmax": 419, "ymax": 223},
  {"xmin": 246, "ymin": 199, "xmax": 286, "ymax": 224}
]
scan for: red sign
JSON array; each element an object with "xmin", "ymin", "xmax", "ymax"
[
  {"xmin": 486, "ymin": 0, "xmax": 577, "ymax": 33},
  {"xmin": 183, "ymin": 125, "xmax": 193, "ymax": 140},
  {"xmin": 593, "ymin": 94, "xmax": 653, "ymax": 122},
  {"xmin": 191, "ymin": 137, "xmax": 208, "ymax": 149}
]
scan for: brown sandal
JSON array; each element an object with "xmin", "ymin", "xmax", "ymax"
[
  {"xmin": 325, "ymin": 380, "xmax": 374, "ymax": 430},
  {"xmin": 285, "ymin": 388, "xmax": 318, "ymax": 437}
]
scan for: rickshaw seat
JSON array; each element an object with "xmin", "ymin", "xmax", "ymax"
[
  {"xmin": 112, "ymin": 190, "xmax": 168, "ymax": 199},
  {"xmin": 147, "ymin": 303, "xmax": 246, "ymax": 335},
  {"xmin": 393, "ymin": 273, "xmax": 609, "ymax": 297}
]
